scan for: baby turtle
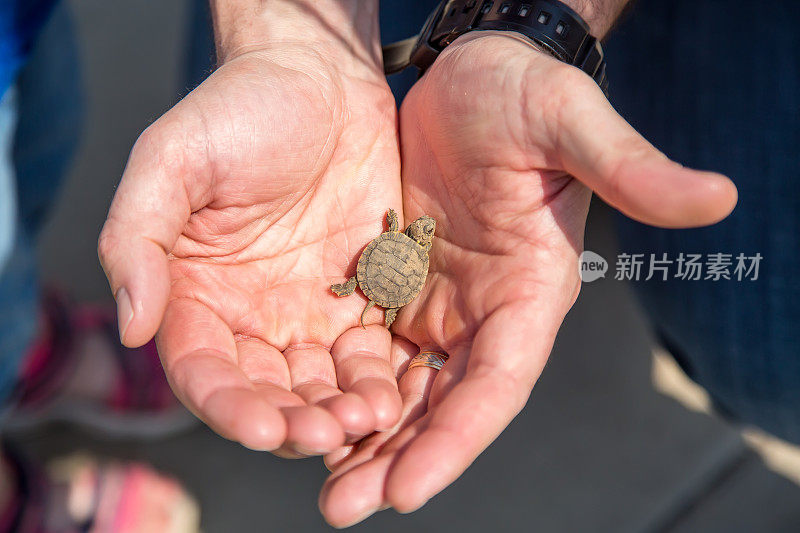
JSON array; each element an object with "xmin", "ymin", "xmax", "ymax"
[{"xmin": 331, "ymin": 209, "xmax": 435, "ymax": 328}]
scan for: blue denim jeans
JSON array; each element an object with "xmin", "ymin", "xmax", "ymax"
[
  {"xmin": 606, "ymin": 0, "xmax": 800, "ymax": 442},
  {"xmin": 0, "ymin": 2, "xmax": 83, "ymax": 405}
]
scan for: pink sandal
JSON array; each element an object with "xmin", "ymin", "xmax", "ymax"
[
  {"xmin": 4, "ymin": 292, "xmax": 196, "ymax": 439},
  {"xmin": 0, "ymin": 443, "xmax": 200, "ymax": 533}
]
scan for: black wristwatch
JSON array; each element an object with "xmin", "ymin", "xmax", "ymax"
[{"xmin": 383, "ymin": 0, "xmax": 608, "ymax": 95}]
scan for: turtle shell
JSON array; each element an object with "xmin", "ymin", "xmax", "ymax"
[{"xmin": 356, "ymin": 231, "xmax": 429, "ymax": 308}]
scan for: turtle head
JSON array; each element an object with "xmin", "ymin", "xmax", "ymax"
[{"xmin": 406, "ymin": 215, "xmax": 436, "ymax": 248}]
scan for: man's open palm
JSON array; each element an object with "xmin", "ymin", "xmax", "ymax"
[
  {"xmin": 320, "ymin": 33, "xmax": 738, "ymax": 526},
  {"xmin": 99, "ymin": 48, "xmax": 404, "ymax": 455}
]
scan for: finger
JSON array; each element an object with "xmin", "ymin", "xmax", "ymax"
[
  {"xmin": 235, "ymin": 337, "xmax": 292, "ymax": 390},
  {"xmin": 554, "ymin": 75, "xmax": 737, "ymax": 228},
  {"xmin": 318, "ymin": 381, "xmax": 430, "ymax": 528},
  {"xmin": 236, "ymin": 337, "xmax": 328, "ymax": 452},
  {"xmin": 291, "ymin": 377, "xmax": 374, "ymax": 440},
  {"xmin": 330, "ymin": 326, "xmax": 402, "ymax": 430},
  {"xmin": 322, "ymin": 337, "xmax": 419, "ymax": 471},
  {"xmin": 319, "ymin": 346, "xmax": 438, "ymax": 527},
  {"xmin": 158, "ymin": 298, "xmax": 286, "ymax": 451},
  {"xmin": 98, "ymin": 124, "xmax": 211, "ymax": 347},
  {"xmin": 324, "ymin": 359, "xmax": 432, "ymax": 481},
  {"xmin": 278, "ymin": 405, "xmax": 346, "ymax": 456},
  {"xmin": 327, "ymin": 339, "xmax": 446, "ymax": 478},
  {"xmin": 320, "ymin": 452, "xmax": 394, "ymax": 527},
  {"xmin": 323, "ymin": 445, "xmax": 356, "ymax": 472},
  {"xmin": 384, "ymin": 300, "xmax": 561, "ymax": 513},
  {"xmin": 283, "ymin": 346, "xmax": 349, "ymax": 453},
  {"xmin": 389, "ymin": 335, "xmax": 419, "ymax": 378}
]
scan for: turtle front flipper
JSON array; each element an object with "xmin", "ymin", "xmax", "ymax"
[
  {"xmin": 387, "ymin": 209, "xmax": 399, "ymax": 233},
  {"xmin": 331, "ymin": 277, "xmax": 357, "ymax": 297},
  {"xmin": 385, "ymin": 307, "xmax": 399, "ymax": 328}
]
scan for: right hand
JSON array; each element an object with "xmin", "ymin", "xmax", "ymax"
[
  {"xmin": 98, "ymin": 19, "xmax": 404, "ymax": 456},
  {"xmin": 318, "ymin": 31, "xmax": 738, "ymax": 526}
]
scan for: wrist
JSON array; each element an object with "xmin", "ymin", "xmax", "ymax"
[
  {"xmin": 555, "ymin": 0, "xmax": 628, "ymax": 37},
  {"xmin": 210, "ymin": 0, "xmax": 381, "ymax": 67},
  {"xmin": 450, "ymin": 30, "xmax": 554, "ymax": 58},
  {"xmin": 410, "ymin": 1, "xmax": 611, "ymax": 94}
]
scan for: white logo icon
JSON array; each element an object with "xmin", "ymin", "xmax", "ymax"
[{"xmin": 579, "ymin": 251, "xmax": 608, "ymax": 282}]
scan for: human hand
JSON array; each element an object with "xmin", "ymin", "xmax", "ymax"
[
  {"xmin": 98, "ymin": 1, "xmax": 404, "ymax": 455},
  {"xmin": 319, "ymin": 32, "xmax": 737, "ymax": 525}
]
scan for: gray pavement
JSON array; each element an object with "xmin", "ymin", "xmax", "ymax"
[{"xmin": 15, "ymin": 0, "xmax": 800, "ymax": 531}]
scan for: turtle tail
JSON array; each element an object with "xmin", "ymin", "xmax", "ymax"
[{"xmin": 360, "ymin": 301, "xmax": 375, "ymax": 329}]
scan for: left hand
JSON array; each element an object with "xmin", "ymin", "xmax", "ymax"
[
  {"xmin": 318, "ymin": 32, "xmax": 738, "ymax": 526},
  {"xmin": 99, "ymin": 37, "xmax": 404, "ymax": 456}
]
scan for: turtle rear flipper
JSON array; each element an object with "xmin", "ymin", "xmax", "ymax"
[{"xmin": 385, "ymin": 307, "xmax": 399, "ymax": 328}]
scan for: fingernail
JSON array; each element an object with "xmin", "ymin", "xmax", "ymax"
[
  {"xmin": 115, "ymin": 287, "xmax": 134, "ymax": 343},
  {"xmin": 293, "ymin": 444, "xmax": 331, "ymax": 456}
]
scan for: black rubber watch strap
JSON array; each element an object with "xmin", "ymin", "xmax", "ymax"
[{"xmin": 383, "ymin": 0, "xmax": 608, "ymax": 94}]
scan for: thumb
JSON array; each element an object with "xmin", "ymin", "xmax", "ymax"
[
  {"xmin": 556, "ymin": 83, "xmax": 738, "ymax": 228},
  {"xmin": 98, "ymin": 127, "xmax": 208, "ymax": 347}
]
